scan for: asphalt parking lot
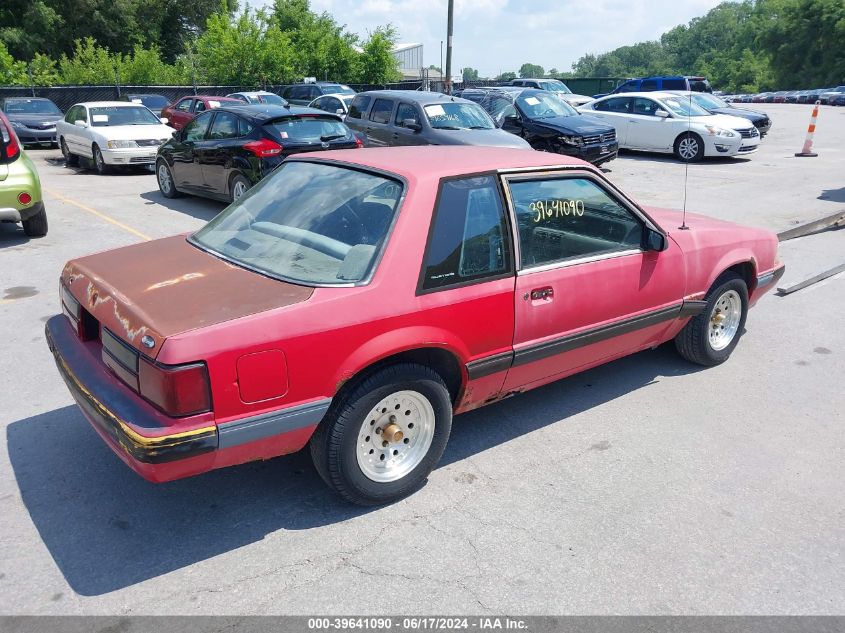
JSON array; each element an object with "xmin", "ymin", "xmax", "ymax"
[{"xmin": 0, "ymin": 104, "xmax": 843, "ymax": 615}]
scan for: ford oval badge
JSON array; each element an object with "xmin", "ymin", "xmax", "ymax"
[{"xmin": 141, "ymin": 335, "xmax": 156, "ymax": 349}]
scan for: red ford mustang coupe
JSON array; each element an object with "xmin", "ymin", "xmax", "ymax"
[{"xmin": 46, "ymin": 147, "xmax": 784, "ymax": 505}]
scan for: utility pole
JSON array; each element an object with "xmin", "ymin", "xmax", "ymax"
[
  {"xmin": 440, "ymin": 40, "xmax": 443, "ymax": 91},
  {"xmin": 445, "ymin": 0, "xmax": 454, "ymax": 94}
]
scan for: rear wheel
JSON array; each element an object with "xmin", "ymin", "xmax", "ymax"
[
  {"xmin": 61, "ymin": 138, "xmax": 78, "ymax": 167},
  {"xmin": 22, "ymin": 206, "xmax": 48, "ymax": 237},
  {"xmin": 310, "ymin": 363, "xmax": 453, "ymax": 505},
  {"xmin": 674, "ymin": 132, "xmax": 704, "ymax": 162},
  {"xmin": 92, "ymin": 144, "xmax": 110, "ymax": 174},
  {"xmin": 156, "ymin": 160, "xmax": 181, "ymax": 198},
  {"xmin": 675, "ymin": 272, "xmax": 748, "ymax": 366},
  {"xmin": 229, "ymin": 173, "xmax": 250, "ymax": 203}
]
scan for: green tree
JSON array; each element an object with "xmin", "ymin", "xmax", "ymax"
[
  {"xmin": 0, "ymin": 42, "xmax": 27, "ymax": 85},
  {"xmin": 497, "ymin": 71, "xmax": 516, "ymax": 81},
  {"xmin": 462, "ymin": 67, "xmax": 479, "ymax": 81},
  {"xmin": 519, "ymin": 63, "xmax": 544, "ymax": 78},
  {"xmin": 356, "ymin": 26, "xmax": 401, "ymax": 83}
]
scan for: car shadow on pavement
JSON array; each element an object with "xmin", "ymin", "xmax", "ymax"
[
  {"xmin": 618, "ymin": 149, "xmax": 753, "ymax": 165},
  {"xmin": 819, "ymin": 187, "xmax": 845, "ymax": 203},
  {"xmin": 140, "ymin": 190, "xmax": 226, "ymax": 222},
  {"xmin": 0, "ymin": 222, "xmax": 32, "ymax": 246},
  {"xmin": 8, "ymin": 344, "xmax": 702, "ymax": 596}
]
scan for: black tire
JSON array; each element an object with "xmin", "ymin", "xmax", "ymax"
[
  {"xmin": 674, "ymin": 132, "xmax": 704, "ymax": 162},
  {"xmin": 310, "ymin": 363, "xmax": 453, "ymax": 506},
  {"xmin": 60, "ymin": 138, "xmax": 78, "ymax": 167},
  {"xmin": 156, "ymin": 160, "xmax": 181, "ymax": 198},
  {"xmin": 675, "ymin": 271, "xmax": 748, "ymax": 366},
  {"xmin": 22, "ymin": 206, "xmax": 48, "ymax": 237},
  {"xmin": 92, "ymin": 144, "xmax": 110, "ymax": 174},
  {"xmin": 229, "ymin": 173, "xmax": 250, "ymax": 203}
]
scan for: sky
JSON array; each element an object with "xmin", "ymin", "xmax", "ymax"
[{"xmin": 253, "ymin": 0, "xmax": 724, "ymax": 77}]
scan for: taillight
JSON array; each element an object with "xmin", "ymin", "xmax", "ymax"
[
  {"xmin": 0, "ymin": 119, "xmax": 20, "ymax": 163},
  {"xmin": 18, "ymin": 192, "xmax": 32, "ymax": 205},
  {"xmin": 138, "ymin": 358, "xmax": 212, "ymax": 417},
  {"xmin": 354, "ymin": 136, "xmax": 364, "ymax": 148},
  {"xmin": 243, "ymin": 139, "xmax": 283, "ymax": 158}
]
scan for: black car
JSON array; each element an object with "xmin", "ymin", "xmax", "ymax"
[
  {"xmin": 0, "ymin": 97, "xmax": 63, "ymax": 147},
  {"xmin": 123, "ymin": 94, "xmax": 171, "ymax": 116},
  {"xmin": 344, "ymin": 90, "xmax": 530, "ymax": 150},
  {"xmin": 667, "ymin": 91, "xmax": 772, "ymax": 137},
  {"xmin": 461, "ymin": 87, "xmax": 618, "ymax": 165},
  {"xmin": 155, "ymin": 104, "xmax": 361, "ymax": 203},
  {"xmin": 281, "ymin": 82, "xmax": 357, "ymax": 106}
]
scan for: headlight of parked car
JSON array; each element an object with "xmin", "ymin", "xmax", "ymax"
[
  {"xmin": 107, "ymin": 140, "xmax": 139, "ymax": 149},
  {"xmin": 10, "ymin": 120, "xmax": 24, "ymax": 129},
  {"xmin": 704, "ymin": 126, "xmax": 737, "ymax": 138},
  {"xmin": 559, "ymin": 135, "xmax": 584, "ymax": 146}
]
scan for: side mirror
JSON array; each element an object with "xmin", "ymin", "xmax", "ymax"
[
  {"xmin": 74, "ymin": 119, "xmax": 88, "ymax": 128},
  {"xmin": 655, "ymin": 109, "xmax": 670, "ymax": 118},
  {"xmin": 403, "ymin": 119, "xmax": 422, "ymax": 132},
  {"xmin": 336, "ymin": 108, "xmax": 345, "ymax": 115},
  {"xmin": 645, "ymin": 227, "xmax": 669, "ymax": 252},
  {"xmin": 160, "ymin": 117, "xmax": 169, "ymax": 125}
]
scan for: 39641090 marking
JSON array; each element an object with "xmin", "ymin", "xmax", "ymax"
[{"xmin": 308, "ymin": 617, "xmax": 393, "ymax": 629}]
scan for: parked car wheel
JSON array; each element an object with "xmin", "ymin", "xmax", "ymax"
[
  {"xmin": 60, "ymin": 138, "xmax": 78, "ymax": 167},
  {"xmin": 310, "ymin": 363, "xmax": 453, "ymax": 506},
  {"xmin": 92, "ymin": 144, "xmax": 110, "ymax": 174},
  {"xmin": 156, "ymin": 160, "xmax": 181, "ymax": 199},
  {"xmin": 674, "ymin": 132, "xmax": 704, "ymax": 162},
  {"xmin": 22, "ymin": 206, "xmax": 48, "ymax": 237},
  {"xmin": 675, "ymin": 271, "xmax": 748, "ymax": 366},
  {"xmin": 229, "ymin": 173, "xmax": 250, "ymax": 203}
]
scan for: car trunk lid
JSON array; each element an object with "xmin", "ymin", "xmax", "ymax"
[{"xmin": 61, "ymin": 234, "xmax": 314, "ymax": 355}]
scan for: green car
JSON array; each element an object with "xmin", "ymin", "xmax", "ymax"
[{"xmin": 0, "ymin": 110, "xmax": 47, "ymax": 237}]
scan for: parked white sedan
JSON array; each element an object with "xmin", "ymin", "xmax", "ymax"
[
  {"xmin": 57, "ymin": 101, "xmax": 174, "ymax": 174},
  {"xmin": 578, "ymin": 91, "xmax": 760, "ymax": 162},
  {"xmin": 308, "ymin": 93, "xmax": 356, "ymax": 119}
]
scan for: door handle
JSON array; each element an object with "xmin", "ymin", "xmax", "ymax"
[{"xmin": 528, "ymin": 287, "xmax": 554, "ymax": 301}]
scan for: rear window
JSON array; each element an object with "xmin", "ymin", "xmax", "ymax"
[
  {"xmin": 688, "ymin": 78, "xmax": 711, "ymax": 92},
  {"xmin": 258, "ymin": 93, "xmax": 285, "ymax": 105},
  {"xmin": 322, "ymin": 84, "xmax": 355, "ymax": 95},
  {"xmin": 267, "ymin": 116, "xmax": 351, "ymax": 143},
  {"xmin": 132, "ymin": 95, "xmax": 169, "ymax": 109}
]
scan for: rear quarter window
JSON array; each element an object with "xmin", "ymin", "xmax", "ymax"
[{"xmin": 662, "ymin": 78, "xmax": 687, "ymax": 90}]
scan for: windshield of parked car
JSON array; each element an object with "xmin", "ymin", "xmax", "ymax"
[
  {"xmin": 4, "ymin": 99, "xmax": 62, "ymax": 115},
  {"xmin": 539, "ymin": 80, "xmax": 572, "ymax": 94},
  {"xmin": 191, "ymin": 161, "xmax": 403, "ymax": 285},
  {"xmin": 691, "ymin": 93, "xmax": 728, "ymax": 109},
  {"xmin": 89, "ymin": 106, "xmax": 161, "ymax": 126},
  {"xmin": 267, "ymin": 116, "xmax": 352, "ymax": 143},
  {"xmin": 258, "ymin": 93, "xmax": 285, "ymax": 104},
  {"xmin": 323, "ymin": 84, "xmax": 356, "ymax": 95},
  {"xmin": 423, "ymin": 103, "xmax": 494, "ymax": 129},
  {"xmin": 516, "ymin": 92, "xmax": 578, "ymax": 118},
  {"xmin": 656, "ymin": 97, "xmax": 711, "ymax": 117},
  {"xmin": 129, "ymin": 95, "xmax": 169, "ymax": 109}
]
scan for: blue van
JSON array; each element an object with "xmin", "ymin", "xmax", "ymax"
[{"xmin": 595, "ymin": 76, "xmax": 712, "ymax": 98}]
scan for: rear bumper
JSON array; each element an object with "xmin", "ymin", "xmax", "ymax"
[
  {"xmin": 45, "ymin": 315, "xmax": 329, "ymax": 482},
  {"xmin": 0, "ymin": 201, "xmax": 44, "ymax": 223}
]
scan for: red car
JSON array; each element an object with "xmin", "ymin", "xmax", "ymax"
[
  {"xmin": 46, "ymin": 147, "xmax": 784, "ymax": 505},
  {"xmin": 160, "ymin": 95, "xmax": 242, "ymax": 130}
]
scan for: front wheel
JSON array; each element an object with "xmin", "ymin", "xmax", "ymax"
[
  {"xmin": 92, "ymin": 145, "xmax": 110, "ymax": 174},
  {"xmin": 674, "ymin": 132, "xmax": 704, "ymax": 162},
  {"xmin": 310, "ymin": 363, "xmax": 453, "ymax": 505},
  {"xmin": 675, "ymin": 272, "xmax": 748, "ymax": 366}
]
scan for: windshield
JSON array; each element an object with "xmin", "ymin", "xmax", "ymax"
[
  {"xmin": 323, "ymin": 84, "xmax": 356, "ymax": 95},
  {"xmin": 191, "ymin": 161, "xmax": 403, "ymax": 285},
  {"xmin": 691, "ymin": 93, "xmax": 727, "ymax": 109},
  {"xmin": 516, "ymin": 92, "xmax": 578, "ymax": 118},
  {"xmin": 4, "ymin": 99, "xmax": 62, "ymax": 115},
  {"xmin": 539, "ymin": 80, "xmax": 572, "ymax": 94},
  {"xmin": 658, "ymin": 97, "xmax": 711, "ymax": 117},
  {"xmin": 129, "ymin": 95, "xmax": 169, "ymax": 109},
  {"xmin": 258, "ymin": 93, "xmax": 285, "ymax": 104},
  {"xmin": 89, "ymin": 106, "xmax": 160, "ymax": 126},
  {"xmin": 267, "ymin": 117, "xmax": 352, "ymax": 143},
  {"xmin": 424, "ymin": 103, "xmax": 494, "ymax": 129}
]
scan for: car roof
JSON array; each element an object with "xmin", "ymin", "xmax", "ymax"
[
  {"xmin": 594, "ymin": 91, "xmax": 678, "ymax": 100},
  {"xmin": 73, "ymin": 101, "xmax": 149, "ymax": 107},
  {"xmin": 187, "ymin": 95, "xmax": 241, "ymax": 101},
  {"xmin": 228, "ymin": 91, "xmax": 278, "ymax": 97},
  {"xmin": 355, "ymin": 90, "xmax": 476, "ymax": 105},
  {"xmin": 216, "ymin": 104, "xmax": 341, "ymax": 122},
  {"xmin": 316, "ymin": 93, "xmax": 354, "ymax": 99},
  {"xmin": 3, "ymin": 96, "xmax": 54, "ymax": 101},
  {"xmin": 290, "ymin": 146, "xmax": 588, "ymax": 183}
]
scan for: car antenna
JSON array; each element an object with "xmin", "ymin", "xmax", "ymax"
[{"xmin": 679, "ymin": 92, "xmax": 692, "ymax": 231}]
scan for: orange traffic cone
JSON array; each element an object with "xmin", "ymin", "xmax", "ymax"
[{"xmin": 795, "ymin": 101, "xmax": 820, "ymax": 157}]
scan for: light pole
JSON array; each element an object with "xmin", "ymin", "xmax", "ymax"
[
  {"xmin": 440, "ymin": 40, "xmax": 443, "ymax": 90},
  {"xmin": 445, "ymin": 0, "xmax": 454, "ymax": 94}
]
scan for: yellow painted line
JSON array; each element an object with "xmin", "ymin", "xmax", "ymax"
[
  {"xmin": 45, "ymin": 189, "xmax": 152, "ymax": 241},
  {"xmin": 0, "ymin": 299, "xmax": 17, "ymax": 305}
]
